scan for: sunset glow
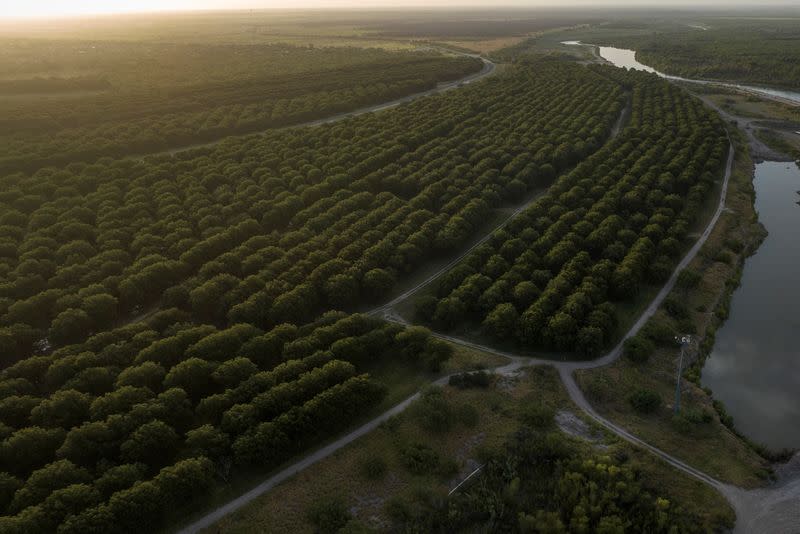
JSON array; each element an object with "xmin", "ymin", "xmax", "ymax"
[
  {"xmin": 4, "ymin": 0, "xmax": 796, "ymax": 20},
  {"xmin": 1, "ymin": 0, "xmax": 225, "ymax": 19}
]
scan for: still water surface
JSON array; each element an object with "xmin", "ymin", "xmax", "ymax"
[
  {"xmin": 563, "ymin": 41, "xmax": 800, "ymax": 105},
  {"xmin": 563, "ymin": 39, "xmax": 800, "ymax": 448},
  {"xmin": 701, "ymin": 162, "xmax": 800, "ymax": 450}
]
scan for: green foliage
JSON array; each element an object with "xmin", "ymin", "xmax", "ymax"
[
  {"xmin": 307, "ymin": 496, "xmax": 353, "ymax": 534},
  {"xmin": 482, "ymin": 303, "xmax": 519, "ymax": 339},
  {"xmin": 664, "ymin": 297, "xmax": 690, "ymax": 320},
  {"xmin": 641, "ymin": 316, "xmax": 676, "ymax": 346},
  {"xmin": 392, "ymin": 428, "xmax": 701, "ymax": 533},
  {"xmin": 448, "ymin": 371, "xmax": 491, "ymax": 389},
  {"xmin": 0, "ymin": 44, "xmax": 727, "ymax": 533},
  {"xmin": 600, "ymin": 21, "xmax": 800, "ymax": 88},
  {"xmin": 428, "ymin": 68, "xmax": 727, "ymax": 354},
  {"xmin": 120, "ymin": 421, "xmax": 180, "ymax": 467},
  {"xmin": 677, "ymin": 269, "xmax": 702, "ymax": 289},
  {"xmin": 0, "ymin": 42, "xmax": 481, "ymax": 174},
  {"xmin": 400, "ymin": 443, "xmax": 441, "ymax": 475},
  {"xmin": 413, "ymin": 296, "xmax": 438, "ymax": 324},
  {"xmin": 412, "ymin": 386, "xmax": 455, "ymax": 434},
  {"xmin": 714, "ymin": 250, "xmax": 733, "ymax": 264},
  {"xmin": 628, "ymin": 389, "xmax": 662, "ymax": 414},
  {"xmin": 623, "ymin": 335, "xmax": 655, "ymax": 364},
  {"xmin": 360, "ymin": 455, "xmax": 388, "ymax": 481},
  {"xmin": 519, "ymin": 402, "xmax": 556, "ymax": 430}
]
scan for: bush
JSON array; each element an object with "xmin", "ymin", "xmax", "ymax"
[
  {"xmin": 308, "ymin": 496, "xmax": 353, "ymax": 534},
  {"xmin": 676, "ymin": 269, "xmax": 702, "ymax": 289},
  {"xmin": 519, "ymin": 402, "xmax": 555, "ymax": 429},
  {"xmin": 421, "ymin": 338, "xmax": 453, "ymax": 372},
  {"xmin": 360, "ymin": 456, "xmax": 388, "ymax": 480},
  {"xmin": 623, "ymin": 335, "xmax": 654, "ymax": 364},
  {"xmin": 448, "ymin": 371, "xmax": 491, "ymax": 389},
  {"xmin": 724, "ymin": 238, "xmax": 744, "ymax": 253},
  {"xmin": 714, "ymin": 250, "xmax": 733, "ymax": 264},
  {"xmin": 641, "ymin": 317, "xmax": 674, "ymax": 346},
  {"xmin": 401, "ymin": 443, "xmax": 440, "ymax": 474},
  {"xmin": 628, "ymin": 389, "xmax": 661, "ymax": 414},
  {"xmin": 413, "ymin": 296, "xmax": 438, "ymax": 323},
  {"xmin": 682, "ymin": 407, "xmax": 713, "ymax": 424},
  {"xmin": 457, "ymin": 404, "xmax": 479, "ymax": 428},
  {"xmin": 663, "ymin": 297, "xmax": 689, "ymax": 320},
  {"xmin": 413, "ymin": 387, "xmax": 454, "ymax": 433},
  {"xmin": 676, "ymin": 318, "xmax": 697, "ymax": 335}
]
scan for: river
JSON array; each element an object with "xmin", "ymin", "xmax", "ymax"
[
  {"xmin": 562, "ymin": 41, "xmax": 800, "ymax": 106},
  {"xmin": 702, "ymin": 162, "xmax": 800, "ymax": 450},
  {"xmin": 564, "ymin": 40, "xmax": 800, "ymax": 450}
]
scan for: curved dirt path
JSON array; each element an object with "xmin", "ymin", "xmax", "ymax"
[
  {"xmin": 369, "ymin": 98, "xmax": 630, "ymax": 318},
  {"xmin": 180, "ymin": 349, "xmax": 526, "ymax": 534},
  {"xmin": 694, "ymin": 94, "xmax": 793, "ymax": 162},
  {"xmin": 385, "ymin": 136, "xmax": 800, "ymax": 532},
  {"xmin": 182, "ymin": 72, "xmax": 792, "ymax": 534}
]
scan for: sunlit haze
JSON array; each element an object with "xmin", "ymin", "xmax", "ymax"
[{"xmin": 2, "ymin": 0, "xmax": 796, "ymax": 20}]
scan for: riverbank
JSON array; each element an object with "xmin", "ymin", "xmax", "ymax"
[
  {"xmin": 574, "ymin": 127, "xmax": 774, "ymax": 488},
  {"xmin": 700, "ymin": 160, "xmax": 800, "ymax": 452}
]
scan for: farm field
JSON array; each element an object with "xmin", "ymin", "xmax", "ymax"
[
  {"xmin": 1, "ymin": 7, "xmax": 799, "ymax": 534},
  {"xmin": 0, "ymin": 39, "xmax": 482, "ymax": 173},
  {"xmin": 407, "ymin": 67, "xmax": 729, "ymax": 359}
]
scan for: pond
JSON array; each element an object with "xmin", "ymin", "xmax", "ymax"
[{"xmin": 701, "ymin": 161, "xmax": 800, "ymax": 450}]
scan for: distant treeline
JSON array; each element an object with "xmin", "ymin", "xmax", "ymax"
[
  {"xmin": 597, "ymin": 21, "xmax": 800, "ymax": 88},
  {"xmin": 0, "ymin": 44, "xmax": 481, "ymax": 174},
  {"xmin": 0, "ymin": 77, "xmax": 111, "ymax": 95}
]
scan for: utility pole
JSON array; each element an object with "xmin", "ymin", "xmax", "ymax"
[{"xmin": 674, "ymin": 335, "xmax": 691, "ymax": 415}]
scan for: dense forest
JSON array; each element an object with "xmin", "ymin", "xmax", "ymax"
[
  {"xmin": 415, "ymin": 67, "xmax": 728, "ymax": 356},
  {"xmin": 0, "ymin": 59, "xmax": 625, "ymax": 531},
  {"xmin": 596, "ymin": 20, "xmax": 800, "ymax": 88},
  {"xmin": 0, "ymin": 40, "xmax": 481, "ymax": 173}
]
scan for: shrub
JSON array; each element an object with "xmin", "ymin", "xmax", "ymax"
[
  {"xmin": 676, "ymin": 318, "xmax": 697, "ymax": 335},
  {"xmin": 457, "ymin": 404, "xmax": 479, "ymax": 428},
  {"xmin": 413, "ymin": 387, "xmax": 454, "ymax": 433},
  {"xmin": 676, "ymin": 269, "xmax": 702, "ymax": 289},
  {"xmin": 448, "ymin": 371, "xmax": 491, "ymax": 389},
  {"xmin": 663, "ymin": 297, "xmax": 689, "ymax": 320},
  {"xmin": 714, "ymin": 250, "xmax": 733, "ymax": 264},
  {"xmin": 360, "ymin": 456, "xmax": 388, "ymax": 480},
  {"xmin": 724, "ymin": 238, "xmax": 744, "ymax": 253},
  {"xmin": 519, "ymin": 402, "xmax": 555, "ymax": 429},
  {"xmin": 413, "ymin": 296, "xmax": 438, "ymax": 323},
  {"xmin": 623, "ymin": 335, "xmax": 654, "ymax": 364},
  {"xmin": 307, "ymin": 496, "xmax": 352, "ymax": 534},
  {"xmin": 628, "ymin": 389, "xmax": 661, "ymax": 414},
  {"xmin": 641, "ymin": 317, "xmax": 674, "ymax": 346},
  {"xmin": 682, "ymin": 407, "xmax": 713, "ymax": 424},
  {"xmin": 421, "ymin": 338, "xmax": 453, "ymax": 372},
  {"xmin": 400, "ymin": 443, "xmax": 440, "ymax": 474},
  {"xmin": 414, "ymin": 295, "xmax": 439, "ymax": 323}
]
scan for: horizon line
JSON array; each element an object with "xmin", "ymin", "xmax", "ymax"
[{"xmin": 3, "ymin": 3, "xmax": 800, "ymax": 23}]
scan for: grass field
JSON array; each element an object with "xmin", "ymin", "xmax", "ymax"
[
  {"xmin": 703, "ymin": 92, "xmax": 800, "ymax": 123},
  {"xmin": 755, "ymin": 129, "xmax": 800, "ymax": 160}
]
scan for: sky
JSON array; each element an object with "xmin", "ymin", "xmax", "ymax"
[{"xmin": 0, "ymin": 0, "xmax": 795, "ymax": 19}]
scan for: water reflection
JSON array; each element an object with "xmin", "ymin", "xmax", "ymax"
[
  {"xmin": 562, "ymin": 41, "xmax": 800, "ymax": 105},
  {"xmin": 702, "ymin": 162, "xmax": 800, "ymax": 449}
]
